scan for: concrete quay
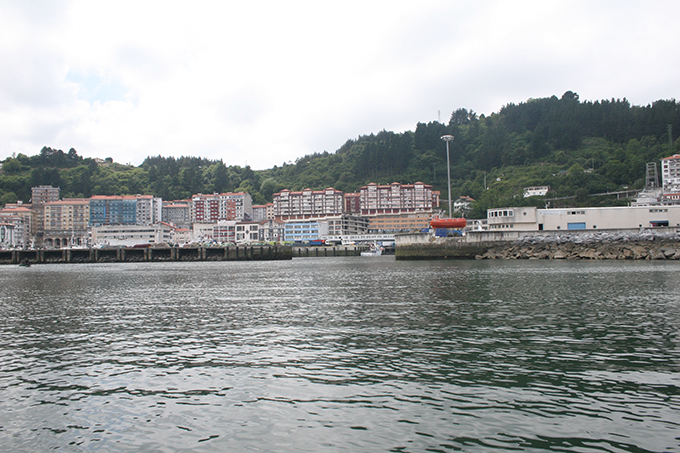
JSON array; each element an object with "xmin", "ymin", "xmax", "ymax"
[
  {"xmin": 0, "ymin": 245, "xmax": 293, "ymax": 265},
  {"xmin": 395, "ymin": 229, "xmax": 680, "ymax": 260},
  {"xmin": 292, "ymin": 245, "xmax": 367, "ymax": 258}
]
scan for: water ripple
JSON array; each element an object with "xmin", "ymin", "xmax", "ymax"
[{"xmin": 0, "ymin": 260, "xmax": 678, "ymax": 452}]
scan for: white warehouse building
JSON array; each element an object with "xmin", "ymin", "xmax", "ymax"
[{"xmin": 487, "ymin": 205, "xmax": 680, "ymax": 232}]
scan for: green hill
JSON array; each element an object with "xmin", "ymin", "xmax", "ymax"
[{"xmin": 2, "ymin": 91, "xmax": 679, "ymax": 217}]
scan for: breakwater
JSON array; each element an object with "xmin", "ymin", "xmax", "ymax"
[
  {"xmin": 478, "ymin": 231, "xmax": 680, "ymax": 260},
  {"xmin": 0, "ymin": 245, "xmax": 293, "ymax": 265},
  {"xmin": 396, "ymin": 230, "xmax": 680, "ymax": 260}
]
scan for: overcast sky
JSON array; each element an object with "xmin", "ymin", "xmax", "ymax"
[{"xmin": 1, "ymin": 1, "xmax": 679, "ymax": 170}]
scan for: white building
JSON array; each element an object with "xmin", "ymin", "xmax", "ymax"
[
  {"xmin": 0, "ymin": 222, "xmax": 16, "ymax": 248},
  {"xmin": 487, "ymin": 205, "xmax": 680, "ymax": 231},
  {"xmin": 523, "ymin": 186, "xmax": 550, "ymax": 198},
  {"xmin": 91, "ymin": 223, "xmax": 173, "ymax": 247},
  {"xmin": 661, "ymin": 154, "xmax": 680, "ymax": 193},
  {"xmin": 259, "ymin": 219, "xmax": 285, "ymax": 242},
  {"xmin": 135, "ymin": 195, "xmax": 163, "ymax": 225},
  {"xmin": 453, "ymin": 196, "xmax": 475, "ymax": 214},
  {"xmin": 236, "ymin": 221, "xmax": 260, "ymax": 243}
]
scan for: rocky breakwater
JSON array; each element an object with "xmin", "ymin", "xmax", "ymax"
[{"xmin": 477, "ymin": 231, "xmax": 680, "ymax": 260}]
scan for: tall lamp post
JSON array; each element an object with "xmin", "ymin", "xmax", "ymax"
[{"xmin": 441, "ymin": 135, "xmax": 454, "ymax": 217}]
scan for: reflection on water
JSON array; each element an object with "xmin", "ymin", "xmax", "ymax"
[{"xmin": 0, "ymin": 259, "xmax": 679, "ymax": 452}]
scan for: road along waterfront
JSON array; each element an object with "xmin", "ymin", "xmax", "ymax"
[{"xmin": 0, "ymin": 258, "xmax": 678, "ymax": 452}]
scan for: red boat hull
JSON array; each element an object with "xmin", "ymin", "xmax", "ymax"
[{"xmin": 430, "ymin": 218, "xmax": 467, "ymax": 229}]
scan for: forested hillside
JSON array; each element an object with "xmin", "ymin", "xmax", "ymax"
[{"xmin": 2, "ymin": 92, "xmax": 679, "ymax": 218}]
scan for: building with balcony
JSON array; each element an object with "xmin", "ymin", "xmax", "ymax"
[
  {"xmin": 344, "ymin": 193, "xmax": 361, "ymax": 214},
  {"xmin": 368, "ymin": 212, "xmax": 433, "ymax": 233},
  {"xmin": 191, "ymin": 192, "xmax": 253, "ymax": 223},
  {"xmin": 162, "ymin": 200, "xmax": 191, "ymax": 229},
  {"xmin": 661, "ymin": 154, "xmax": 680, "ymax": 193},
  {"xmin": 359, "ymin": 182, "xmax": 439, "ymax": 215},
  {"xmin": 0, "ymin": 222, "xmax": 16, "ymax": 248},
  {"xmin": 43, "ymin": 198, "xmax": 90, "ymax": 248},
  {"xmin": 0, "ymin": 205, "xmax": 33, "ymax": 246},
  {"xmin": 453, "ymin": 196, "xmax": 475, "ymax": 216},
  {"xmin": 89, "ymin": 195, "xmax": 138, "ymax": 226},
  {"xmin": 273, "ymin": 188, "xmax": 344, "ymax": 219},
  {"xmin": 252, "ymin": 203, "xmax": 274, "ymax": 221},
  {"xmin": 213, "ymin": 220, "xmax": 236, "ymax": 243},
  {"xmin": 135, "ymin": 195, "xmax": 163, "ymax": 225},
  {"xmin": 325, "ymin": 214, "xmax": 370, "ymax": 236},
  {"xmin": 31, "ymin": 185, "xmax": 60, "ymax": 245}
]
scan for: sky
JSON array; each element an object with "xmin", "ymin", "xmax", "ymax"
[{"xmin": 1, "ymin": 1, "xmax": 679, "ymax": 170}]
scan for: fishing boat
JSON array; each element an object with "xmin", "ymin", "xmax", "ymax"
[{"xmin": 429, "ymin": 217, "xmax": 467, "ymax": 229}]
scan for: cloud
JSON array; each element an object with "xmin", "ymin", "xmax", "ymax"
[{"xmin": 0, "ymin": 0, "xmax": 679, "ymax": 170}]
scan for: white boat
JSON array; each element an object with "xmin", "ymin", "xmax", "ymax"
[{"xmin": 361, "ymin": 245, "xmax": 383, "ymax": 256}]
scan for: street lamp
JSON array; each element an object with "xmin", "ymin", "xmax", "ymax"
[{"xmin": 441, "ymin": 135, "xmax": 454, "ymax": 217}]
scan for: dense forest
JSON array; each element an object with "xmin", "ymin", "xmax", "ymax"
[{"xmin": 2, "ymin": 92, "xmax": 679, "ymax": 218}]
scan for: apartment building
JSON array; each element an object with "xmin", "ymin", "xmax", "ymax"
[
  {"xmin": 252, "ymin": 203, "xmax": 274, "ymax": 221},
  {"xmin": 325, "ymin": 214, "xmax": 369, "ymax": 236},
  {"xmin": 0, "ymin": 222, "xmax": 16, "ymax": 248},
  {"xmin": 191, "ymin": 192, "xmax": 253, "ymax": 223},
  {"xmin": 0, "ymin": 205, "xmax": 33, "ymax": 246},
  {"xmin": 162, "ymin": 200, "xmax": 191, "ymax": 229},
  {"xmin": 31, "ymin": 185, "xmax": 60, "ymax": 244},
  {"xmin": 43, "ymin": 198, "xmax": 90, "ymax": 247},
  {"xmin": 344, "ymin": 193, "xmax": 361, "ymax": 214},
  {"xmin": 368, "ymin": 212, "xmax": 433, "ymax": 233},
  {"xmin": 273, "ymin": 188, "xmax": 344, "ymax": 219},
  {"xmin": 89, "ymin": 195, "xmax": 138, "ymax": 226},
  {"xmin": 135, "ymin": 195, "xmax": 163, "ymax": 225},
  {"xmin": 359, "ymin": 182, "xmax": 439, "ymax": 215},
  {"xmin": 661, "ymin": 154, "xmax": 680, "ymax": 192},
  {"xmin": 213, "ymin": 220, "xmax": 236, "ymax": 243}
]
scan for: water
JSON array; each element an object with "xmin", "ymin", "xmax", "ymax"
[{"xmin": 0, "ymin": 258, "xmax": 678, "ymax": 452}]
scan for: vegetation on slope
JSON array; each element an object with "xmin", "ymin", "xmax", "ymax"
[{"xmin": 2, "ymin": 91, "xmax": 679, "ymax": 217}]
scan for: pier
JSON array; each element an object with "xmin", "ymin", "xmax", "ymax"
[{"xmin": 0, "ymin": 245, "xmax": 293, "ymax": 265}]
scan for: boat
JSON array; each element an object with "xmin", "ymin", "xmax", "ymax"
[
  {"xmin": 429, "ymin": 217, "xmax": 467, "ymax": 229},
  {"xmin": 361, "ymin": 244, "xmax": 383, "ymax": 256}
]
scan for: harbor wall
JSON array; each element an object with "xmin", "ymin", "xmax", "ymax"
[
  {"xmin": 0, "ymin": 245, "xmax": 294, "ymax": 265},
  {"xmin": 395, "ymin": 229, "xmax": 680, "ymax": 260}
]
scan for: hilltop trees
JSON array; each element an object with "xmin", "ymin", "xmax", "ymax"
[{"xmin": 2, "ymin": 92, "xmax": 679, "ymax": 215}]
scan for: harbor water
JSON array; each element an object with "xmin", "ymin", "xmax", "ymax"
[{"xmin": 0, "ymin": 258, "xmax": 678, "ymax": 452}]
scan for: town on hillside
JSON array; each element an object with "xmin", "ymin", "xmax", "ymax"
[{"xmin": 0, "ymin": 154, "xmax": 679, "ymax": 249}]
